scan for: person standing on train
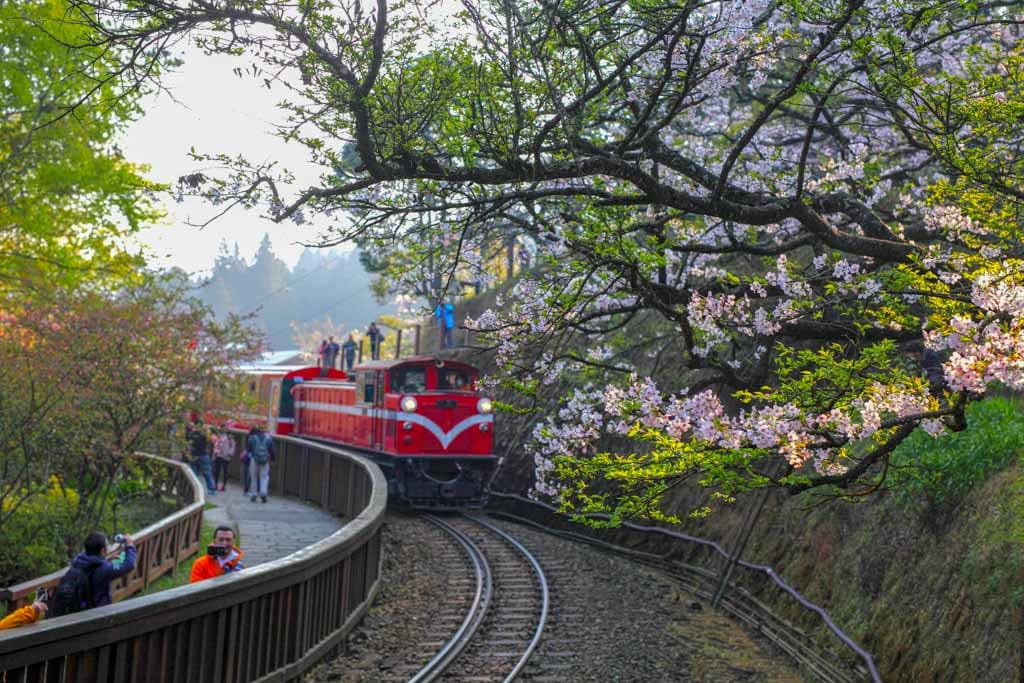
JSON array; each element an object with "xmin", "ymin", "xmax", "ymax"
[
  {"xmin": 316, "ymin": 339, "xmax": 327, "ymax": 369},
  {"xmin": 247, "ymin": 426, "xmax": 275, "ymax": 503},
  {"xmin": 342, "ymin": 333, "xmax": 357, "ymax": 371},
  {"xmin": 367, "ymin": 322, "xmax": 384, "ymax": 360},
  {"xmin": 323, "ymin": 336, "xmax": 340, "ymax": 375}
]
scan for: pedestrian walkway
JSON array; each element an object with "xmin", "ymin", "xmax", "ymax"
[{"xmin": 203, "ymin": 481, "xmax": 344, "ymax": 566}]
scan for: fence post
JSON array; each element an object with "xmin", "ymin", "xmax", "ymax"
[
  {"xmin": 358, "ymin": 339, "xmax": 364, "ymax": 364},
  {"xmin": 414, "ymin": 324, "xmax": 421, "ymax": 355},
  {"xmin": 395, "ymin": 329, "xmax": 403, "ymax": 359}
]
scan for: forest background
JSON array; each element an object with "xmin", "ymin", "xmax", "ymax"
[{"xmin": 193, "ymin": 237, "xmax": 395, "ymax": 351}]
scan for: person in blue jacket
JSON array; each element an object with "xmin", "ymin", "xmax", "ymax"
[
  {"xmin": 435, "ymin": 302, "xmax": 455, "ymax": 349},
  {"xmin": 69, "ymin": 532, "xmax": 137, "ymax": 609}
]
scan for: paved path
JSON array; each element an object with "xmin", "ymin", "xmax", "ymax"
[{"xmin": 203, "ymin": 482, "xmax": 344, "ymax": 566}]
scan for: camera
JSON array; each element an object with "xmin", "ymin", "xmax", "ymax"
[
  {"xmin": 113, "ymin": 534, "xmax": 125, "ymax": 544},
  {"xmin": 35, "ymin": 586, "xmax": 47, "ymax": 602},
  {"xmin": 206, "ymin": 544, "xmax": 229, "ymax": 557}
]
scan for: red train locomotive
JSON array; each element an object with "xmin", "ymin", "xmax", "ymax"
[{"xmin": 260, "ymin": 357, "xmax": 496, "ymax": 509}]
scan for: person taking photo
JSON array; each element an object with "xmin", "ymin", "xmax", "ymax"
[{"xmin": 190, "ymin": 526, "xmax": 244, "ymax": 583}]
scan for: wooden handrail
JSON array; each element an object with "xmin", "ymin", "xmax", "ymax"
[
  {"xmin": 0, "ymin": 434, "xmax": 387, "ymax": 683},
  {"xmin": 0, "ymin": 454, "xmax": 206, "ymax": 614}
]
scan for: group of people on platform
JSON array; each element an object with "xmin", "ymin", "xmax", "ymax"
[
  {"xmin": 185, "ymin": 418, "xmax": 274, "ymax": 503},
  {"xmin": 317, "ymin": 322, "xmax": 386, "ymax": 376}
]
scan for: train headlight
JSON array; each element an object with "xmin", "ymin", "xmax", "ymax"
[
  {"xmin": 477, "ymin": 398, "xmax": 493, "ymax": 414},
  {"xmin": 401, "ymin": 396, "xmax": 418, "ymax": 412}
]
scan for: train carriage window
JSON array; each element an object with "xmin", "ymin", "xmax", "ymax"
[
  {"xmin": 391, "ymin": 366, "xmax": 426, "ymax": 393},
  {"xmin": 438, "ymin": 369, "xmax": 470, "ymax": 391},
  {"xmin": 362, "ymin": 373, "xmax": 375, "ymax": 403}
]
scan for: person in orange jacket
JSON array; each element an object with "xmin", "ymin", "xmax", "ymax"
[
  {"xmin": 0, "ymin": 600, "xmax": 46, "ymax": 630},
  {"xmin": 189, "ymin": 525, "xmax": 244, "ymax": 583}
]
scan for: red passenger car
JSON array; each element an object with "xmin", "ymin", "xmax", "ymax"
[{"xmin": 266, "ymin": 357, "xmax": 496, "ymax": 508}]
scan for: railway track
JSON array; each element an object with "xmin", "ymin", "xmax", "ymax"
[
  {"xmin": 410, "ymin": 514, "xmax": 550, "ymax": 682},
  {"xmin": 321, "ymin": 513, "xmax": 549, "ymax": 683},
  {"xmin": 308, "ymin": 511, "xmax": 805, "ymax": 683}
]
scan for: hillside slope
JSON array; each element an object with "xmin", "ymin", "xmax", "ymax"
[{"xmin": 455, "ymin": 285, "xmax": 1023, "ymax": 682}]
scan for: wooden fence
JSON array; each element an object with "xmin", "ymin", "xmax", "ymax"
[
  {"xmin": 487, "ymin": 491, "xmax": 877, "ymax": 683},
  {"xmin": 0, "ymin": 455, "xmax": 204, "ymax": 616},
  {"xmin": 0, "ymin": 436, "xmax": 387, "ymax": 683}
]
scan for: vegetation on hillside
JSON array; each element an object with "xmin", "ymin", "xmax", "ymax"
[{"xmin": 0, "ymin": 280, "xmax": 261, "ymax": 585}]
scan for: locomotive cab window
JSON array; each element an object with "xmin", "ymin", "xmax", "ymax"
[
  {"xmin": 357, "ymin": 373, "xmax": 375, "ymax": 404},
  {"xmin": 391, "ymin": 366, "xmax": 427, "ymax": 393},
  {"xmin": 438, "ymin": 368, "xmax": 470, "ymax": 391}
]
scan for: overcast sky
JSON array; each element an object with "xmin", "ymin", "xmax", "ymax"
[{"xmin": 120, "ymin": 48, "xmax": 344, "ymax": 277}]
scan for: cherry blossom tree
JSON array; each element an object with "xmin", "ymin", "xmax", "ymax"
[{"xmin": 67, "ymin": 0, "xmax": 1024, "ymax": 520}]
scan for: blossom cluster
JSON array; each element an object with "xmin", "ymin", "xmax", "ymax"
[
  {"xmin": 530, "ymin": 371, "xmax": 944, "ymax": 503},
  {"xmin": 923, "ymin": 274, "xmax": 1024, "ymax": 393}
]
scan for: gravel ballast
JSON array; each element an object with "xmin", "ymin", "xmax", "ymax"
[{"xmin": 307, "ymin": 513, "xmax": 804, "ymax": 682}]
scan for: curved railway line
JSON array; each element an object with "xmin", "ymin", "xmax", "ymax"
[
  {"xmin": 311, "ymin": 511, "xmax": 814, "ymax": 683},
  {"xmin": 326, "ymin": 513, "xmax": 550, "ymax": 683},
  {"xmin": 411, "ymin": 514, "xmax": 549, "ymax": 682}
]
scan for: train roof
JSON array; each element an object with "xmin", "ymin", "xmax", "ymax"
[
  {"xmin": 348, "ymin": 356, "xmax": 479, "ymax": 373},
  {"xmin": 282, "ymin": 367, "xmax": 349, "ymax": 381},
  {"xmin": 281, "ymin": 358, "xmax": 479, "ymax": 383},
  {"xmin": 237, "ymin": 365, "xmax": 307, "ymax": 376}
]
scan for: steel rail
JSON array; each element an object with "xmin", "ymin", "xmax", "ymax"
[
  {"xmin": 465, "ymin": 513, "xmax": 550, "ymax": 683},
  {"xmin": 409, "ymin": 515, "xmax": 493, "ymax": 683}
]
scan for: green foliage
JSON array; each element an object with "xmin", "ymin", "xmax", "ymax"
[
  {"xmin": 0, "ymin": 0, "xmax": 163, "ymax": 291},
  {"xmin": 0, "ymin": 479, "xmax": 76, "ymax": 585},
  {"xmin": 0, "ymin": 477, "xmax": 176, "ymax": 586},
  {"xmin": 0, "ymin": 277, "xmax": 262, "ymax": 577},
  {"xmin": 887, "ymin": 397, "xmax": 1024, "ymax": 504}
]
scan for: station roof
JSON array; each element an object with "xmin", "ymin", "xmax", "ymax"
[{"xmin": 236, "ymin": 349, "xmax": 309, "ymax": 372}]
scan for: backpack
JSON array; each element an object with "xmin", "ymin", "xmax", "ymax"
[
  {"xmin": 251, "ymin": 435, "xmax": 270, "ymax": 465},
  {"xmin": 51, "ymin": 565, "xmax": 95, "ymax": 616}
]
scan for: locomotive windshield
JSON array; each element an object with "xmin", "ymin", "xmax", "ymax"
[
  {"xmin": 391, "ymin": 366, "xmax": 427, "ymax": 393},
  {"xmin": 438, "ymin": 368, "xmax": 471, "ymax": 391}
]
